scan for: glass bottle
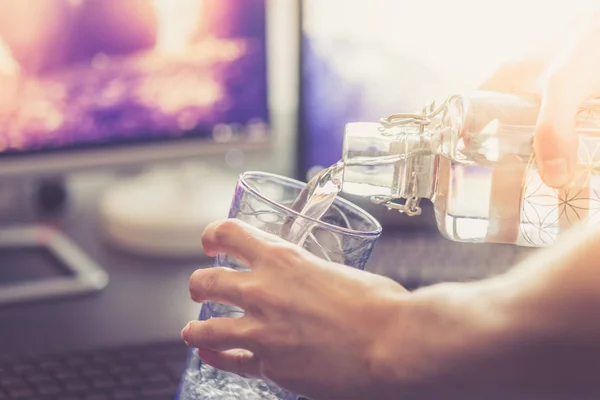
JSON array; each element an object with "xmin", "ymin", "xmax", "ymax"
[{"xmin": 341, "ymin": 90, "xmax": 600, "ymax": 247}]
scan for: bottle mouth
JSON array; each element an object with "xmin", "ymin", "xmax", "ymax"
[{"xmin": 341, "ymin": 122, "xmax": 406, "ymax": 200}]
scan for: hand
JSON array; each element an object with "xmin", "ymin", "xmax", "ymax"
[
  {"xmin": 182, "ymin": 219, "xmax": 446, "ymax": 400},
  {"xmin": 480, "ymin": 12, "xmax": 600, "ymax": 188},
  {"xmin": 183, "ymin": 219, "xmax": 600, "ymax": 400}
]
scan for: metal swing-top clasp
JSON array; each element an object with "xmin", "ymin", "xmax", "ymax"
[
  {"xmin": 380, "ymin": 96, "xmax": 451, "ymax": 132},
  {"xmin": 370, "ymin": 171, "xmax": 423, "ymax": 216},
  {"xmin": 369, "ymin": 97, "xmax": 453, "ymax": 216}
]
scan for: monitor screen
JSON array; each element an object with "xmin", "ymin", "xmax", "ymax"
[
  {"xmin": 0, "ymin": 0, "xmax": 269, "ymax": 158},
  {"xmin": 300, "ymin": 0, "xmax": 597, "ymax": 179}
]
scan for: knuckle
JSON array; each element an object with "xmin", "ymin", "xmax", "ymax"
[
  {"xmin": 202, "ymin": 268, "xmax": 221, "ymax": 294},
  {"xmin": 198, "ymin": 322, "xmax": 217, "ymax": 345},
  {"xmin": 240, "ymin": 280, "xmax": 267, "ymax": 305},
  {"xmin": 242, "ymin": 324, "xmax": 265, "ymax": 344},
  {"xmin": 186, "ymin": 321, "xmax": 217, "ymax": 347},
  {"xmin": 214, "ymin": 219, "xmax": 243, "ymax": 243},
  {"xmin": 190, "ymin": 268, "xmax": 223, "ymax": 301},
  {"xmin": 266, "ymin": 242, "xmax": 304, "ymax": 264}
]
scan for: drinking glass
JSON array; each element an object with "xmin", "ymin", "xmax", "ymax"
[{"xmin": 176, "ymin": 171, "xmax": 382, "ymax": 400}]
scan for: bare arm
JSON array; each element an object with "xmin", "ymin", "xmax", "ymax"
[
  {"xmin": 183, "ymin": 219, "xmax": 600, "ymax": 400},
  {"xmin": 387, "ymin": 224, "xmax": 600, "ymax": 399}
]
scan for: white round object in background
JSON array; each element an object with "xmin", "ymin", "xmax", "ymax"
[{"xmin": 98, "ymin": 164, "xmax": 236, "ymax": 259}]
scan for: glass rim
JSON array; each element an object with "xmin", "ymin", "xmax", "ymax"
[{"xmin": 239, "ymin": 171, "xmax": 382, "ymax": 238}]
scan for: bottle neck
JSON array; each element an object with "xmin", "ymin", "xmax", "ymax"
[
  {"xmin": 340, "ymin": 122, "xmax": 439, "ymax": 209},
  {"xmin": 393, "ymin": 128, "xmax": 439, "ymax": 200}
]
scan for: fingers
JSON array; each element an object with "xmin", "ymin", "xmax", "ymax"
[
  {"xmin": 534, "ymin": 75, "xmax": 581, "ymax": 188},
  {"xmin": 485, "ymin": 156, "xmax": 526, "ymax": 244},
  {"xmin": 535, "ymin": 15, "xmax": 600, "ymax": 188},
  {"xmin": 182, "ymin": 317, "xmax": 257, "ymax": 352},
  {"xmin": 196, "ymin": 348, "xmax": 262, "ymax": 379},
  {"xmin": 478, "ymin": 59, "xmax": 545, "ymax": 94},
  {"xmin": 202, "ymin": 219, "xmax": 281, "ymax": 265},
  {"xmin": 190, "ymin": 267, "xmax": 246, "ymax": 306}
]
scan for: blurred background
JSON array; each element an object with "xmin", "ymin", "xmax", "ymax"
[
  {"xmin": 301, "ymin": 0, "xmax": 599, "ymax": 175},
  {"xmin": 0, "ymin": 1, "xmax": 598, "ymax": 399}
]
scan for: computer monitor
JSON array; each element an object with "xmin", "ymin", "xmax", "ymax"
[
  {"xmin": 0, "ymin": 0, "xmax": 300, "ymax": 304},
  {"xmin": 0, "ymin": 0, "xmax": 275, "ymax": 175}
]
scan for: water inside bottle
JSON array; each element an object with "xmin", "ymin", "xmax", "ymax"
[{"xmin": 439, "ymin": 132, "xmax": 600, "ymax": 246}]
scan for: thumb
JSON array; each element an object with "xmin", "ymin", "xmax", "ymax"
[
  {"xmin": 533, "ymin": 74, "xmax": 581, "ymax": 189},
  {"xmin": 534, "ymin": 13, "xmax": 600, "ymax": 189}
]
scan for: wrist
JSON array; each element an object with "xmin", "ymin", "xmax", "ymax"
[{"xmin": 370, "ymin": 278, "xmax": 520, "ymax": 399}]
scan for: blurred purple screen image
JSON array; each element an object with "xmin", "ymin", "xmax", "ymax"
[{"xmin": 0, "ymin": 0, "xmax": 269, "ymax": 156}]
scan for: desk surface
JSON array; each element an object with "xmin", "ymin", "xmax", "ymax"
[{"xmin": 0, "ymin": 172, "xmax": 535, "ymax": 359}]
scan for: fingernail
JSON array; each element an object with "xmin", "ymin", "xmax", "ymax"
[
  {"xmin": 542, "ymin": 158, "xmax": 569, "ymax": 188},
  {"xmin": 181, "ymin": 323, "xmax": 191, "ymax": 345}
]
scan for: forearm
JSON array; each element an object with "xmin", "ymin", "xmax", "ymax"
[
  {"xmin": 378, "ymin": 224, "xmax": 600, "ymax": 399},
  {"xmin": 480, "ymin": 224, "xmax": 600, "ymax": 396}
]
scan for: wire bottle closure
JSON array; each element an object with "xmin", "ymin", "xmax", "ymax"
[{"xmin": 372, "ymin": 97, "xmax": 454, "ymax": 216}]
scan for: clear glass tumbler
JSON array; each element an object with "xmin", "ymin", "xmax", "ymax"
[{"xmin": 175, "ymin": 171, "xmax": 382, "ymax": 400}]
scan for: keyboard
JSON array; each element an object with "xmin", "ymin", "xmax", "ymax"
[{"xmin": 0, "ymin": 341, "xmax": 188, "ymax": 400}]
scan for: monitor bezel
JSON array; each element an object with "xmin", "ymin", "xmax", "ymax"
[
  {"xmin": 0, "ymin": 0, "xmax": 300, "ymax": 177},
  {"xmin": 296, "ymin": 0, "xmax": 308, "ymax": 181}
]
